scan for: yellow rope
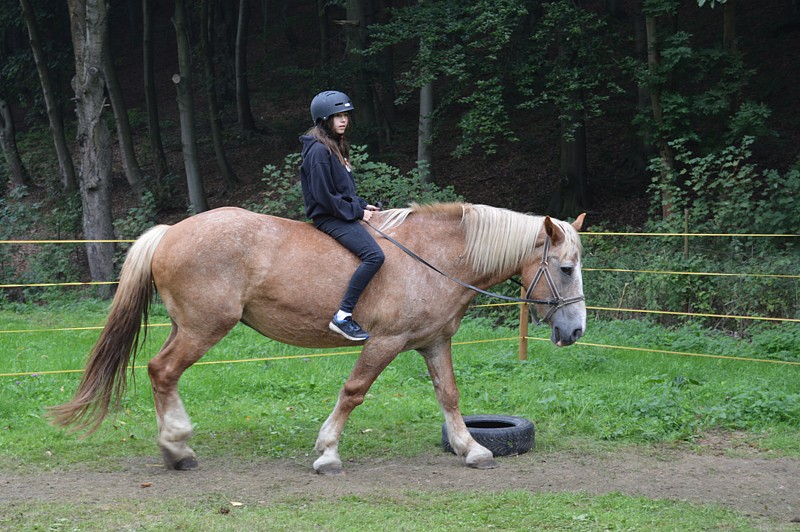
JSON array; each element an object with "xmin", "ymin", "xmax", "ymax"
[
  {"xmin": 0, "ymin": 349, "xmax": 363, "ymax": 378},
  {"xmin": 551, "ymin": 338, "xmax": 800, "ymax": 366},
  {"xmin": 0, "ymin": 239, "xmax": 134, "ymax": 244},
  {"xmin": 0, "ymin": 281, "xmax": 118, "ymax": 288},
  {"xmin": 0, "ymin": 323, "xmax": 170, "ymax": 334},
  {"xmin": 3, "ymin": 334, "xmax": 798, "ymax": 378},
  {"xmin": 583, "ymin": 268, "xmax": 800, "ymax": 279},
  {"xmin": 586, "ymin": 305, "xmax": 800, "ymax": 323},
  {"xmin": 3, "ymin": 300, "xmax": 798, "ymax": 335},
  {"xmin": 4, "ymin": 264, "xmax": 799, "ymax": 289},
  {"xmin": 582, "ymin": 232, "xmax": 799, "ymax": 237}
]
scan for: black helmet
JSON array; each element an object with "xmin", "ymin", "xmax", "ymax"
[{"xmin": 310, "ymin": 90, "xmax": 354, "ymax": 124}]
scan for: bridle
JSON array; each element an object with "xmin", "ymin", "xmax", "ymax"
[
  {"xmin": 366, "ymin": 221, "xmax": 585, "ymax": 325},
  {"xmin": 514, "ymin": 234, "xmax": 585, "ymax": 325}
]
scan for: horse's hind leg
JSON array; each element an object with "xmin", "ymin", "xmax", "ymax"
[{"xmin": 147, "ymin": 321, "xmax": 235, "ymax": 470}]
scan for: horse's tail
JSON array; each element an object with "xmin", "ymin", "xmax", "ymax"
[{"xmin": 48, "ymin": 224, "xmax": 171, "ymax": 434}]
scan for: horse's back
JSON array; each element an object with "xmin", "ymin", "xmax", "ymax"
[{"xmin": 150, "ymin": 207, "xmax": 363, "ymax": 344}]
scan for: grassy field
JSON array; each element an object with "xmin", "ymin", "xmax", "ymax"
[
  {"xmin": 0, "ymin": 492, "xmax": 758, "ymax": 531},
  {"xmin": 1, "ymin": 300, "xmax": 799, "ymax": 529}
]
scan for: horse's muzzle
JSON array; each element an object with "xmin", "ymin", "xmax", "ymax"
[{"xmin": 551, "ymin": 326, "xmax": 584, "ymax": 347}]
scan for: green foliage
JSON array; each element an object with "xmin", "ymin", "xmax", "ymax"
[
  {"xmin": 250, "ymin": 145, "xmax": 462, "ymax": 219},
  {"xmin": 19, "ymin": 194, "xmax": 84, "ymax": 302},
  {"xmin": 145, "ymin": 172, "xmax": 184, "ymax": 212},
  {"xmin": 113, "ymin": 191, "xmax": 158, "ymax": 242},
  {"xmin": 648, "ymin": 137, "xmax": 800, "ymax": 236},
  {"xmin": 366, "ymin": 0, "xmax": 528, "ymax": 156},
  {"xmin": 113, "ymin": 191, "xmax": 159, "ymax": 273},
  {"xmin": 251, "ymin": 151, "xmax": 304, "ymax": 219},
  {"xmin": 583, "ymin": 227, "xmax": 799, "ymax": 331},
  {"xmin": 518, "ymin": 0, "xmax": 623, "ymax": 138},
  {"xmin": 0, "ymin": 188, "xmax": 88, "ymax": 304},
  {"xmin": 349, "ymin": 145, "xmax": 463, "ymax": 208},
  {"xmin": 0, "ymin": 188, "xmax": 36, "ymax": 302}
]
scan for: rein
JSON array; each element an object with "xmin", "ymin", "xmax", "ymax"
[{"xmin": 366, "ymin": 220, "xmax": 585, "ymax": 325}]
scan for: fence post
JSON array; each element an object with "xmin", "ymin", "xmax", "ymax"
[{"xmin": 519, "ymin": 286, "xmax": 528, "ymax": 360}]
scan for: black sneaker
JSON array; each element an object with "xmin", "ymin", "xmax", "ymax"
[{"xmin": 329, "ymin": 315, "xmax": 370, "ymax": 341}]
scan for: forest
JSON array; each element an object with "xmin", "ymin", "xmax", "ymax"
[{"xmin": 0, "ymin": 0, "xmax": 798, "ymax": 306}]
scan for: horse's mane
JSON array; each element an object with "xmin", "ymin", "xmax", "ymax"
[{"xmin": 375, "ymin": 202, "xmax": 582, "ymax": 275}]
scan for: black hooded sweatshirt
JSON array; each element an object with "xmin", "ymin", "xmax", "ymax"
[{"xmin": 300, "ymin": 135, "xmax": 367, "ymax": 224}]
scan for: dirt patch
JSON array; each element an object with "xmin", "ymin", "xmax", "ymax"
[{"xmin": 2, "ymin": 447, "xmax": 798, "ymax": 527}]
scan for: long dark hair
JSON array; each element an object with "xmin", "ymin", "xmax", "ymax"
[{"xmin": 304, "ymin": 116, "xmax": 351, "ymax": 168}]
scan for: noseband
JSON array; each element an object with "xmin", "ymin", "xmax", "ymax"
[{"xmin": 367, "ymin": 222, "xmax": 585, "ymax": 325}]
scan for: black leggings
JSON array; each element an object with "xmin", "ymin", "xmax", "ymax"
[{"xmin": 315, "ymin": 216, "xmax": 385, "ymax": 313}]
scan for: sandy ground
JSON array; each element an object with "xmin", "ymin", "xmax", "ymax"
[{"xmin": 2, "ymin": 444, "xmax": 798, "ymax": 529}]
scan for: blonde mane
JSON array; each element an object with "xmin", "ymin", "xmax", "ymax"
[{"xmin": 375, "ymin": 202, "xmax": 582, "ymax": 275}]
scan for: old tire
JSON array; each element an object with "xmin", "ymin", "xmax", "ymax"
[{"xmin": 442, "ymin": 414, "xmax": 535, "ymax": 457}]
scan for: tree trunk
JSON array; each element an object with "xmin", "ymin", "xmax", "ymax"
[
  {"xmin": 317, "ymin": 0, "xmax": 329, "ymax": 64},
  {"xmin": 0, "ymin": 98, "xmax": 32, "ymax": 189},
  {"xmin": 214, "ymin": 0, "xmax": 237, "ymax": 100},
  {"xmin": 417, "ymin": 84, "xmax": 433, "ymax": 184},
  {"xmin": 173, "ymin": 0, "xmax": 209, "ymax": 213},
  {"xmin": 645, "ymin": 14, "xmax": 675, "ymax": 220},
  {"xmin": 345, "ymin": 0, "xmax": 378, "ymax": 148},
  {"xmin": 236, "ymin": 0, "xmax": 256, "ymax": 133},
  {"xmin": 103, "ymin": 19, "xmax": 146, "ymax": 200},
  {"xmin": 20, "ymin": 0, "xmax": 77, "ymax": 192},
  {"xmin": 723, "ymin": 0, "xmax": 736, "ymax": 52},
  {"xmin": 261, "ymin": 0, "xmax": 270, "ymax": 49},
  {"xmin": 374, "ymin": 0, "xmax": 397, "ymax": 147},
  {"xmin": 142, "ymin": 0, "xmax": 169, "ymax": 181},
  {"xmin": 202, "ymin": 0, "xmax": 239, "ymax": 190},
  {"xmin": 632, "ymin": 7, "xmax": 654, "ymax": 175},
  {"xmin": 548, "ymin": 106, "xmax": 588, "ymax": 218},
  {"xmin": 69, "ymin": 0, "xmax": 115, "ymax": 299}
]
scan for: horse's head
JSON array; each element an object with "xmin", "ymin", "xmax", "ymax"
[{"xmin": 522, "ymin": 213, "xmax": 586, "ymax": 347}]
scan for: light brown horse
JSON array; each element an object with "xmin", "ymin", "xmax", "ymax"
[{"xmin": 50, "ymin": 202, "xmax": 586, "ymax": 474}]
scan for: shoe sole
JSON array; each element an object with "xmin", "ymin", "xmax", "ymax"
[{"xmin": 328, "ymin": 321, "xmax": 369, "ymax": 342}]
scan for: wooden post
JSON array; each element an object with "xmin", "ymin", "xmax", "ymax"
[{"xmin": 519, "ymin": 286, "xmax": 529, "ymax": 360}]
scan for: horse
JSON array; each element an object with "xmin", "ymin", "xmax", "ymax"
[{"xmin": 49, "ymin": 202, "xmax": 586, "ymax": 474}]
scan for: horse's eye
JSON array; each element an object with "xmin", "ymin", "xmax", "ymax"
[{"xmin": 561, "ymin": 266, "xmax": 574, "ymax": 276}]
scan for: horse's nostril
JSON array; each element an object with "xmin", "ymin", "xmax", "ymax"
[{"xmin": 573, "ymin": 328, "xmax": 584, "ymax": 341}]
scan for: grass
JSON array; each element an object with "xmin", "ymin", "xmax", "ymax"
[
  {"xmin": 1, "ymin": 301, "xmax": 799, "ymax": 467},
  {"xmin": 0, "ymin": 492, "xmax": 757, "ymax": 531},
  {"xmin": 1, "ymin": 300, "xmax": 799, "ymax": 529}
]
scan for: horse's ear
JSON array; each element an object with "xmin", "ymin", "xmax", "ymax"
[
  {"xmin": 572, "ymin": 213, "xmax": 586, "ymax": 231},
  {"xmin": 544, "ymin": 216, "xmax": 561, "ymax": 244}
]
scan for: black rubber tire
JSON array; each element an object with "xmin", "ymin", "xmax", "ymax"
[{"xmin": 442, "ymin": 414, "xmax": 535, "ymax": 457}]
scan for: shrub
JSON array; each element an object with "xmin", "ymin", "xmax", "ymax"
[{"xmin": 250, "ymin": 145, "xmax": 462, "ymax": 219}]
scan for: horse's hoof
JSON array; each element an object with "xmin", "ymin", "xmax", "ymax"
[
  {"xmin": 173, "ymin": 457, "xmax": 199, "ymax": 470},
  {"xmin": 469, "ymin": 458, "xmax": 498, "ymax": 470},
  {"xmin": 315, "ymin": 463, "xmax": 345, "ymax": 476}
]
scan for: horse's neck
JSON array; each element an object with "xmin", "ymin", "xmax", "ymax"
[{"xmin": 397, "ymin": 214, "xmax": 516, "ymax": 291}]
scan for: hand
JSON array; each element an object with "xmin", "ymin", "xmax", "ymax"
[
  {"xmin": 362, "ymin": 209, "xmax": 374, "ymax": 222},
  {"xmin": 366, "ymin": 204, "xmax": 381, "ymax": 211}
]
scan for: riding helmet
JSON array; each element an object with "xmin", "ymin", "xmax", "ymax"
[{"xmin": 310, "ymin": 90, "xmax": 354, "ymax": 124}]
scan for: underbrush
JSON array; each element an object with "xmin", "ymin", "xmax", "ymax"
[{"xmin": 582, "ymin": 232, "xmax": 799, "ymax": 335}]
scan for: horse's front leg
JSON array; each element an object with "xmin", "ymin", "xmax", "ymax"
[
  {"xmin": 314, "ymin": 341, "xmax": 399, "ymax": 475},
  {"xmin": 421, "ymin": 340, "xmax": 497, "ymax": 469}
]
